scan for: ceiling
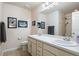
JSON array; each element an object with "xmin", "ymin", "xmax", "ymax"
[
  {"xmin": 4, "ymin": 2, "xmax": 79, "ymax": 14},
  {"xmin": 4, "ymin": 2, "xmax": 42, "ymax": 9},
  {"xmin": 57, "ymin": 2, "xmax": 79, "ymax": 14},
  {"xmin": 41, "ymin": 2, "xmax": 79, "ymax": 14}
]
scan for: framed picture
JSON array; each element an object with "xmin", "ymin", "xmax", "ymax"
[
  {"xmin": 32, "ymin": 21, "xmax": 36, "ymax": 26},
  {"xmin": 18, "ymin": 20, "xmax": 28, "ymax": 28},
  {"xmin": 7, "ymin": 17, "xmax": 17, "ymax": 28},
  {"xmin": 37, "ymin": 22, "xmax": 41, "ymax": 28},
  {"xmin": 41, "ymin": 21, "xmax": 45, "ymax": 29}
]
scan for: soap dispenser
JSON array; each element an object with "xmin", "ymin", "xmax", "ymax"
[
  {"xmin": 76, "ymin": 36, "xmax": 79, "ymax": 44},
  {"xmin": 76, "ymin": 33, "xmax": 79, "ymax": 44}
]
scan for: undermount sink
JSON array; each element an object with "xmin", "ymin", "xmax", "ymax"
[{"xmin": 54, "ymin": 40, "xmax": 78, "ymax": 47}]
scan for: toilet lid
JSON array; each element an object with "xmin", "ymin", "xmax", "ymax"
[{"xmin": 21, "ymin": 41, "xmax": 28, "ymax": 45}]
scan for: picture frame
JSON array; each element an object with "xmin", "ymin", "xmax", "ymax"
[
  {"xmin": 41, "ymin": 21, "xmax": 45, "ymax": 29},
  {"xmin": 18, "ymin": 20, "xmax": 28, "ymax": 28},
  {"xmin": 32, "ymin": 21, "xmax": 36, "ymax": 26},
  {"xmin": 7, "ymin": 17, "xmax": 17, "ymax": 28},
  {"xmin": 37, "ymin": 22, "xmax": 41, "ymax": 28}
]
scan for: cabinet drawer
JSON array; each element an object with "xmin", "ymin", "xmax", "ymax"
[
  {"xmin": 30, "ymin": 39, "xmax": 36, "ymax": 44},
  {"xmin": 43, "ymin": 43, "xmax": 73, "ymax": 56},
  {"xmin": 43, "ymin": 50, "xmax": 55, "ymax": 56},
  {"xmin": 37, "ymin": 47, "xmax": 42, "ymax": 56},
  {"xmin": 37, "ymin": 41, "xmax": 42, "ymax": 48}
]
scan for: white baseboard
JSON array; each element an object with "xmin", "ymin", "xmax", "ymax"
[{"xmin": 3, "ymin": 47, "xmax": 19, "ymax": 53}]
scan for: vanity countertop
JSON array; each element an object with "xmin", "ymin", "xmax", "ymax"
[{"xmin": 28, "ymin": 34, "xmax": 79, "ymax": 56}]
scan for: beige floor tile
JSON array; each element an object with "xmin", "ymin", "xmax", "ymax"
[{"xmin": 3, "ymin": 48, "xmax": 31, "ymax": 56}]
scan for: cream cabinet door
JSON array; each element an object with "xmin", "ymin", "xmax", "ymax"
[
  {"xmin": 43, "ymin": 43, "xmax": 74, "ymax": 56},
  {"xmin": 28, "ymin": 40, "xmax": 32, "ymax": 54},
  {"xmin": 37, "ymin": 46, "xmax": 42, "ymax": 56},
  {"xmin": 32, "ymin": 43, "xmax": 37, "ymax": 56},
  {"xmin": 37, "ymin": 41, "xmax": 43, "ymax": 56}
]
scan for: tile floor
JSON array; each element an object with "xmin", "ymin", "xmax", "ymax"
[{"xmin": 3, "ymin": 48, "xmax": 31, "ymax": 56}]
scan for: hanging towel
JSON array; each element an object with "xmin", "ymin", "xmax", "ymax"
[
  {"xmin": 0, "ymin": 22, "xmax": 6, "ymax": 43},
  {"xmin": 0, "ymin": 22, "xmax": 1, "ymax": 42}
]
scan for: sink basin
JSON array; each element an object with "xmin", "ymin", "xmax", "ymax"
[{"xmin": 54, "ymin": 40, "xmax": 78, "ymax": 47}]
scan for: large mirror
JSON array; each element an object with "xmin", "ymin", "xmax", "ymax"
[{"xmin": 39, "ymin": 2, "xmax": 79, "ymax": 37}]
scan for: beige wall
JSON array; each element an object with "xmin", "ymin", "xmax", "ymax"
[
  {"xmin": 31, "ymin": 8, "xmax": 38, "ymax": 34},
  {"xmin": 0, "ymin": 2, "xmax": 3, "ymax": 55},
  {"xmin": 31, "ymin": 6, "xmax": 48, "ymax": 34},
  {"xmin": 0, "ymin": 2, "xmax": 2, "ymax": 21},
  {"xmin": 1, "ymin": 3, "xmax": 31, "ymax": 50},
  {"xmin": 59, "ymin": 11, "xmax": 65, "ymax": 36}
]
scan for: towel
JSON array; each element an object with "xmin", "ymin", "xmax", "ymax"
[{"xmin": 0, "ymin": 22, "xmax": 6, "ymax": 43}]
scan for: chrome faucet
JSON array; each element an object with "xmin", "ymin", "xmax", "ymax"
[{"xmin": 63, "ymin": 36, "xmax": 71, "ymax": 41}]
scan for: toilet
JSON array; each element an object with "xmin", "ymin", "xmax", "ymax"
[{"xmin": 20, "ymin": 41, "xmax": 28, "ymax": 51}]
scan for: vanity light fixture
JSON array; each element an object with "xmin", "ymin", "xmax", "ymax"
[{"xmin": 42, "ymin": 2, "xmax": 59, "ymax": 8}]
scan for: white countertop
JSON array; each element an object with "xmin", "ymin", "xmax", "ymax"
[{"xmin": 28, "ymin": 34, "xmax": 79, "ymax": 56}]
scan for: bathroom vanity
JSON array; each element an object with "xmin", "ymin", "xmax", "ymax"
[{"xmin": 28, "ymin": 35, "xmax": 79, "ymax": 56}]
